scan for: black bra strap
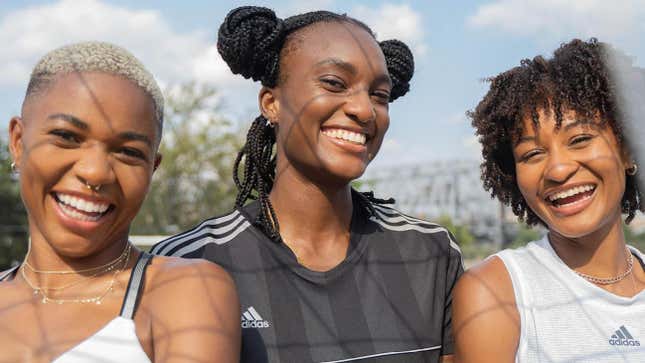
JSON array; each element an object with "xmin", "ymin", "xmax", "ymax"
[
  {"xmin": 119, "ymin": 251, "xmax": 153, "ymax": 319},
  {"xmin": 0, "ymin": 265, "xmax": 19, "ymax": 282}
]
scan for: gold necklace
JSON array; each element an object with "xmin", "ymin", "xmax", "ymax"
[
  {"xmin": 24, "ymin": 241, "xmax": 131, "ymax": 274},
  {"xmin": 22, "ymin": 244, "xmax": 131, "ymax": 293},
  {"xmin": 575, "ymin": 247, "xmax": 634, "ymax": 285},
  {"xmin": 21, "ymin": 244, "xmax": 132, "ymax": 304}
]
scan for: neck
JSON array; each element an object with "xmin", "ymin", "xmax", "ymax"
[
  {"xmin": 25, "ymin": 226, "xmax": 131, "ymax": 275},
  {"xmin": 269, "ymin": 167, "xmax": 354, "ymax": 270},
  {"xmin": 548, "ymin": 216, "xmax": 629, "ymax": 277}
]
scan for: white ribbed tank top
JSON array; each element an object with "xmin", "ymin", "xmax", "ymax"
[
  {"xmin": 0, "ymin": 252, "xmax": 153, "ymax": 363},
  {"xmin": 496, "ymin": 236, "xmax": 645, "ymax": 363}
]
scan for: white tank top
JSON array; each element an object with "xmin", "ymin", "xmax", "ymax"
[
  {"xmin": 0, "ymin": 252, "xmax": 153, "ymax": 363},
  {"xmin": 496, "ymin": 236, "xmax": 645, "ymax": 362}
]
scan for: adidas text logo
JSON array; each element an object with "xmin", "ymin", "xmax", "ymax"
[
  {"xmin": 609, "ymin": 325, "xmax": 641, "ymax": 346},
  {"xmin": 241, "ymin": 306, "xmax": 270, "ymax": 329}
]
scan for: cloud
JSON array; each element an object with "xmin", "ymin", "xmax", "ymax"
[
  {"xmin": 468, "ymin": 0, "xmax": 645, "ymax": 41},
  {"xmin": 352, "ymin": 3, "xmax": 427, "ymax": 56},
  {"xmin": 0, "ymin": 0, "xmax": 253, "ymax": 109}
]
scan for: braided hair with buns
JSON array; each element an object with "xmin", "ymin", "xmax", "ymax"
[{"xmin": 217, "ymin": 6, "xmax": 414, "ymax": 242}]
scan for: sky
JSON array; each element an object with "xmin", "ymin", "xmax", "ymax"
[{"xmin": 2, "ymin": 0, "xmax": 645, "ymax": 170}]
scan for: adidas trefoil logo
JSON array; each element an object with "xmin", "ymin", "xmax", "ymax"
[
  {"xmin": 609, "ymin": 325, "xmax": 641, "ymax": 346},
  {"xmin": 241, "ymin": 306, "xmax": 271, "ymax": 329}
]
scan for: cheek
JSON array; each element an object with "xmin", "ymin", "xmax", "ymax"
[
  {"xmin": 117, "ymin": 167, "xmax": 153, "ymax": 207},
  {"xmin": 370, "ymin": 115, "xmax": 390, "ymax": 151},
  {"xmin": 515, "ymin": 165, "xmax": 540, "ymax": 205}
]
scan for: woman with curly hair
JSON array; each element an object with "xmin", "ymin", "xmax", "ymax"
[
  {"xmin": 152, "ymin": 6, "xmax": 462, "ymax": 363},
  {"xmin": 453, "ymin": 38, "xmax": 645, "ymax": 362}
]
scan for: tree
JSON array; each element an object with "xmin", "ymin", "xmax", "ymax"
[
  {"xmin": 437, "ymin": 214, "xmax": 474, "ymax": 248},
  {"xmin": 0, "ymin": 138, "xmax": 28, "ymax": 270},
  {"xmin": 131, "ymin": 83, "xmax": 244, "ymax": 235}
]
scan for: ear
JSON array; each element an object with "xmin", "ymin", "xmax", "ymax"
[
  {"xmin": 153, "ymin": 153, "xmax": 162, "ymax": 173},
  {"xmin": 8, "ymin": 117, "xmax": 24, "ymax": 169},
  {"xmin": 259, "ymin": 86, "xmax": 280, "ymax": 125}
]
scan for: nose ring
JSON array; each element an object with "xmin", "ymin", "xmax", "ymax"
[{"xmin": 85, "ymin": 181, "xmax": 102, "ymax": 192}]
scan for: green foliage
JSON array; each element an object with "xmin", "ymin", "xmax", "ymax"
[
  {"xmin": 437, "ymin": 214, "xmax": 474, "ymax": 248},
  {"xmin": 624, "ymin": 223, "xmax": 645, "ymax": 252},
  {"xmin": 131, "ymin": 83, "xmax": 243, "ymax": 235},
  {"xmin": 0, "ymin": 138, "xmax": 28, "ymax": 270},
  {"xmin": 509, "ymin": 223, "xmax": 541, "ymax": 249}
]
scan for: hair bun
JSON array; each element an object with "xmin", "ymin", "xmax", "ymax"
[
  {"xmin": 217, "ymin": 6, "xmax": 285, "ymax": 86},
  {"xmin": 380, "ymin": 39, "xmax": 414, "ymax": 101}
]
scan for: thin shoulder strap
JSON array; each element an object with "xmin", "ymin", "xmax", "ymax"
[
  {"xmin": 120, "ymin": 251, "xmax": 153, "ymax": 319},
  {"xmin": 0, "ymin": 265, "xmax": 19, "ymax": 282}
]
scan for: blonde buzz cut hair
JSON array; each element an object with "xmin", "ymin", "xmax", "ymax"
[{"xmin": 26, "ymin": 41, "xmax": 164, "ymax": 126}]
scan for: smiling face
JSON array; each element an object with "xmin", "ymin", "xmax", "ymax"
[
  {"xmin": 263, "ymin": 20, "xmax": 392, "ymax": 186},
  {"xmin": 9, "ymin": 72, "xmax": 161, "ymax": 257},
  {"xmin": 513, "ymin": 108, "xmax": 630, "ymax": 239}
]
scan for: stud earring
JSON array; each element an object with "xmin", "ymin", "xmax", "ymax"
[
  {"xmin": 627, "ymin": 163, "xmax": 638, "ymax": 176},
  {"xmin": 10, "ymin": 162, "xmax": 17, "ymax": 173}
]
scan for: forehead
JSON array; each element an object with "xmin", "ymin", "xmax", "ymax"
[
  {"xmin": 281, "ymin": 21, "xmax": 387, "ymax": 75},
  {"xmin": 513, "ymin": 107, "xmax": 618, "ymax": 144},
  {"xmin": 23, "ymin": 72, "xmax": 159, "ymax": 140}
]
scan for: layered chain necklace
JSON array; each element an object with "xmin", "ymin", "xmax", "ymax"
[
  {"xmin": 575, "ymin": 247, "xmax": 634, "ymax": 285},
  {"xmin": 20, "ymin": 243, "xmax": 132, "ymax": 304}
]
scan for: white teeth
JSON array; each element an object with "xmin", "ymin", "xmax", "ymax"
[
  {"xmin": 56, "ymin": 193, "xmax": 110, "ymax": 214},
  {"xmin": 59, "ymin": 203, "xmax": 102, "ymax": 222},
  {"xmin": 322, "ymin": 129, "xmax": 367, "ymax": 145},
  {"xmin": 548, "ymin": 185, "xmax": 595, "ymax": 202}
]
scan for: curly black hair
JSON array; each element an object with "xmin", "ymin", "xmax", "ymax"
[
  {"xmin": 470, "ymin": 38, "xmax": 643, "ymax": 225},
  {"xmin": 217, "ymin": 6, "xmax": 414, "ymax": 242}
]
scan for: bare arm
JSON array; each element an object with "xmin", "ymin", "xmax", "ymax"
[
  {"xmin": 452, "ymin": 257, "xmax": 519, "ymax": 363},
  {"xmin": 147, "ymin": 258, "xmax": 240, "ymax": 363}
]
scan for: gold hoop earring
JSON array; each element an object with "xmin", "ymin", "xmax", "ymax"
[{"xmin": 626, "ymin": 163, "xmax": 638, "ymax": 176}]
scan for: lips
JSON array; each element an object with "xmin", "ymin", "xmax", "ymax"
[
  {"xmin": 321, "ymin": 127, "xmax": 367, "ymax": 145},
  {"xmin": 546, "ymin": 184, "xmax": 596, "ymax": 208},
  {"xmin": 53, "ymin": 192, "xmax": 113, "ymax": 222}
]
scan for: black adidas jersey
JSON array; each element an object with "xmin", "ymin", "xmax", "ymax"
[{"xmin": 151, "ymin": 196, "xmax": 464, "ymax": 363}]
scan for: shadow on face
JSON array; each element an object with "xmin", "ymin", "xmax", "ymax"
[{"xmin": 10, "ymin": 72, "xmax": 161, "ymax": 257}]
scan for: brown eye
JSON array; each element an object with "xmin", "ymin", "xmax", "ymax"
[
  {"xmin": 520, "ymin": 149, "xmax": 543, "ymax": 162},
  {"xmin": 320, "ymin": 76, "xmax": 346, "ymax": 91},
  {"xmin": 570, "ymin": 134, "xmax": 593, "ymax": 146},
  {"xmin": 119, "ymin": 147, "xmax": 147, "ymax": 161},
  {"xmin": 372, "ymin": 90, "xmax": 390, "ymax": 104},
  {"xmin": 50, "ymin": 129, "xmax": 80, "ymax": 144}
]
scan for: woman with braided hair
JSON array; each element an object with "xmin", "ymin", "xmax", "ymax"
[
  {"xmin": 152, "ymin": 6, "xmax": 462, "ymax": 363},
  {"xmin": 453, "ymin": 39, "xmax": 645, "ymax": 362}
]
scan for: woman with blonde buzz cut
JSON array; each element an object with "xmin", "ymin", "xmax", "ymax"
[{"xmin": 0, "ymin": 41, "xmax": 240, "ymax": 363}]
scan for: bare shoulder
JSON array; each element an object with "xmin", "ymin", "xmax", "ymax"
[
  {"xmin": 453, "ymin": 256, "xmax": 519, "ymax": 363},
  {"xmin": 147, "ymin": 255, "xmax": 233, "ymax": 283},
  {"xmin": 143, "ymin": 255, "xmax": 237, "ymax": 305},
  {"xmin": 456, "ymin": 255, "xmax": 514, "ymax": 299},
  {"xmin": 141, "ymin": 255, "xmax": 241, "ymax": 362}
]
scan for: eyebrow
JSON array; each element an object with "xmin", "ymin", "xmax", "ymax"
[
  {"xmin": 47, "ymin": 113, "xmax": 153, "ymax": 148},
  {"xmin": 316, "ymin": 58, "xmax": 357, "ymax": 74},
  {"xmin": 47, "ymin": 113, "xmax": 88, "ymax": 130},
  {"xmin": 315, "ymin": 58, "xmax": 392, "ymax": 86},
  {"xmin": 118, "ymin": 131, "xmax": 153, "ymax": 148},
  {"xmin": 563, "ymin": 119, "xmax": 593, "ymax": 131},
  {"xmin": 514, "ymin": 135, "xmax": 535, "ymax": 146},
  {"xmin": 514, "ymin": 119, "xmax": 596, "ymax": 146}
]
